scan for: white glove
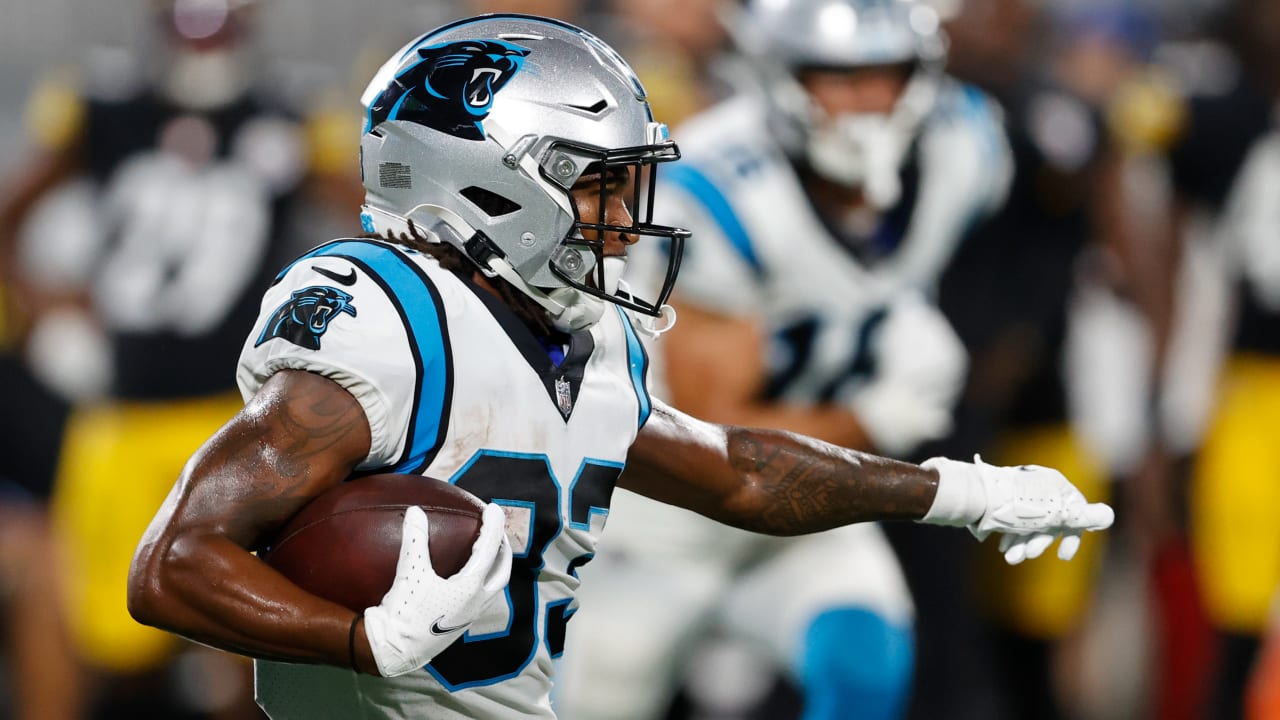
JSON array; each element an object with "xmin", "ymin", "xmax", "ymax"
[
  {"xmin": 919, "ymin": 455, "xmax": 1115, "ymax": 565},
  {"xmin": 363, "ymin": 503, "xmax": 513, "ymax": 677},
  {"xmin": 847, "ymin": 295, "xmax": 968, "ymax": 457}
]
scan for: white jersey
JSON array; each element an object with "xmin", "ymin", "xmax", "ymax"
[
  {"xmin": 236, "ymin": 238, "xmax": 651, "ymax": 720},
  {"xmin": 650, "ymin": 80, "xmax": 1009, "ymax": 403}
]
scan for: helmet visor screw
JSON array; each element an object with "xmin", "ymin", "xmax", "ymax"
[{"xmin": 553, "ymin": 156, "xmax": 577, "ymax": 179}]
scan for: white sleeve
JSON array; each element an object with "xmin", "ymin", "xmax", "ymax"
[{"xmin": 236, "ymin": 240, "xmax": 445, "ymax": 470}]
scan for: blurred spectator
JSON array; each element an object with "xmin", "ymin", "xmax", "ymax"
[
  {"xmin": 560, "ymin": 2, "xmax": 1009, "ymax": 719},
  {"xmin": 0, "ymin": 0, "xmax": 361, "ymax": 716}
]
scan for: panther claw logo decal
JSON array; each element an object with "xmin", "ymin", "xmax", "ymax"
[
  {"xmin": 367, "ymin": 39, "xmax": 530, "ymax": 141},
  {"xmin": 255, "ymin": 286, "xmax": 357, "ymax": 351}
]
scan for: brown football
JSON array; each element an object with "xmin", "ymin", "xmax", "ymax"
[{"xmin": 261, "ymin": 473, "xmax": 485, "ymax": 613}]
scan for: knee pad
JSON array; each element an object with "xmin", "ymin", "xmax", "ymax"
[{"xmin": 798, "ymin": 608, "xmax": 914, "ymax": 720}]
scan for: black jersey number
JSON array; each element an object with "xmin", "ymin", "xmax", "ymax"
[
  {"xmin": 765, "ymin": 308, "xmax": 889, "ymax": 401},
  {"xmin": 425, "ymin": 451, "xmax": 621, "ymax": 690}
]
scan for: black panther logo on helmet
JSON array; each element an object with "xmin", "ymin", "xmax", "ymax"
[
  {"xmin": 255, "ymin": 286, "xmax": 357, "ymax": 351},
  {"xmin": 367, "ymin": 39, "xmax": 530, "ymax": 141}
]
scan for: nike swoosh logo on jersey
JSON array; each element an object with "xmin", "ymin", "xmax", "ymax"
[
  {"xmin": 430, "ymin": 617, "xmax": 467, "ymax": 635},
  {"xmin": 312, "ymin": 265, "xmax": 358, "ymax": 286}
]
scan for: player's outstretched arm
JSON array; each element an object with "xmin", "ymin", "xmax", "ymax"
[
  {"xmin": 622, "ymin": 399, "xmax": 1114, "ymax": 563},
  {"xmin": 127, "ymin": 369, "xmax": 382, "ymax": 671}
]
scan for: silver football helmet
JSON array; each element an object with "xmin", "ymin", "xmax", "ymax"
[
  {"xmin": 733, "ymin": 0, "xmax": 946, "ymax": 207},
  {"xmin": 359, "ymin": 14, "xmax": 690, "ymax": 332}
]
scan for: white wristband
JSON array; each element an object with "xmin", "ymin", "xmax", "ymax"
[{"xmin": 919, "ymin": 456, "xmax": 986, "ymax": 527}]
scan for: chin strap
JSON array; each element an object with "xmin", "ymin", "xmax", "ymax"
[
  {"xmin": 632, "ymin": 304, "xmax": 678, "ymax": 338},
  {"xmin": 616, "ymin": 279, "xmax": 678, "ymax": 338}
]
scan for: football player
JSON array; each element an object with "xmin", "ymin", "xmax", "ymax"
[
  {"xmin": 933, "ymin": 3, "xmax": 1135, "ymax": 717},
  {"xmin": 1132, "ymin": 0, "xmax": 1280, "ymax": 713},
  {"xmin": 0, "ymin": 0, "xmax": 346, "ymax": 715},
  {"xmin": 0, "ymin": 363, "xmax": 76, "ymax": 720},
  {"xmin": 557, "ymin": 1, "xmax": 1011, "ymax": 717},
  {"xmin": 126, "ymin": 14, "xmax": 1111, "ymax": 720}
]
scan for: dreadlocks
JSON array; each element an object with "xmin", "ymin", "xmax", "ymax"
[{"xmin": 363, "ymin": 220, "xmax": 559, "ymax": 338}]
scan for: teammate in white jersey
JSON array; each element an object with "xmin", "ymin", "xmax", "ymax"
[
  {"xmin": 558, "ymin": 1, "xmax": 1011, "ymax": 717},
  {"xmin": 125, "ymin": 13, "xmax": 1110, "ymax": 720}
]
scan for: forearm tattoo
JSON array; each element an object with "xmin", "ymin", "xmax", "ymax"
[{"xmin": 725, "ymin": 427, "xmax": 938, "ymax": 535}]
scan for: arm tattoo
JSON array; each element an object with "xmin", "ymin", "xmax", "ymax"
[
  {"xmin": 725, "ymin": 427, "xmax": 937, "ymax": 535},
  {"xmin": 187, "ymin": 371, "xmax": 369, "ymax": 547},
  {"xmin": 258, "ymin": 381, "xmax": 367, "ymax": 480}
]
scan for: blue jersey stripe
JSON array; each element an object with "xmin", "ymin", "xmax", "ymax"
[
  {"xmin": 663, "ymin": 163, "xmax": 763, "ymax": 277},
  {"xmin": 272, "ymin": 239, "xmax": 347, "ymax": 284},
  {"xmin": 960, "ymin": 84, "xmax": 1002, "ymax": 174},
  {"xmin": 294, "ymin": 240, "xmax": 451, "ymax": 473},
  {"xmin": 616, "ymin": 307, "xmax": 651, "ymax": 428}
]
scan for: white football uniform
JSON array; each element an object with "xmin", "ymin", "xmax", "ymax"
[
  {"xmin": 558, "ymin": 81, "xmax": 1010, "ymax": 719},
  {"xmin": 237, "ymin": 238, "xmax": 651, "ymax": 720}
]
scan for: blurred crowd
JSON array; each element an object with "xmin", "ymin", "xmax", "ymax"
[{"xmin": 1, "ymin": 0, "xmax": 1279, "ymax": 719}]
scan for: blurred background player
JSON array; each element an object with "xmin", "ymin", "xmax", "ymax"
[
  {"xmin": 1127, "ymin": 0, "xmax": 1280, "ymax": 715},
  {"xmin": 0, "ymin": 0, "xmax": 361, "ymax": 716},
  {"xmin": 0, "ymin": 232, "xmax": 80, "ymax": 715},
  {"xmin": 920, "ymin": 1, "xmax": 1144, "ymax": 717},
  {"xmin": 557, "ymin": 1, "xmax": 1011, "ymax": 718},
  {"xmin": 0, "ymin": 32, "xmax": 82, "ymax": 715}
]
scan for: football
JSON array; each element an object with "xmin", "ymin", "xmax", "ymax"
[{"xmin": 260, "ymin": 473, "xmax": 486, "ymax": 613}]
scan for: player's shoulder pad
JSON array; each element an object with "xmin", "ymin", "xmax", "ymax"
[
  {"xmin": 24, "ymin": 67, "xmax": 88, "ymax": 152},
  {"xmin": 670, "ymin": 94, "xmax": 781, "ymax": 181},
  {"xmin": 926, "ymin": 79, "xmax": 1008, "ymax": 147},
  {"xmin": 242, "ymin": 238, "xmax": 454, "ymax": 469},
  {"xmin": 258, "ymin": 238, "xmax": 448, "ymax": 354},
  {"xmin": 922, "ymin": 78, "xmax": 1013, "ymax": 214},
  {"xmin": 658, "ymin": 95, "xmax": 782, "ymax": 283},
  {"xmin": 1107, "ymin": 67, "xmax": 1189, "ymax": 155},
  {"xmin": 1124, "ymin": 41, "xmax": 1244, "ymax": 155}
]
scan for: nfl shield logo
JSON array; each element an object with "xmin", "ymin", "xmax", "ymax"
[{"xmin": 555, "ymin": 375, "xmax": 573, "ymax": 417}]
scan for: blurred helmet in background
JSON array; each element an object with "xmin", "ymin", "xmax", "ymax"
[
  {"xmin": 358, "ymin": 14, "xmax": 690, "ymax": 332},
  {"xmin": 152, "ymin": 0, "xmax": 258, "ymax": 110},
  {"xmin": 733, "ymin": 0, "xmax": 947, "ymax": 207}
]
